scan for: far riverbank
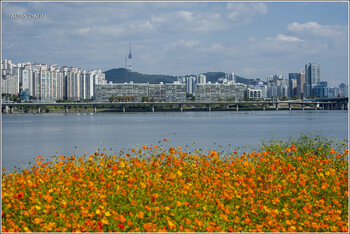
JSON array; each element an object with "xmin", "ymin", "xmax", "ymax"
[{"xmin": 1, "ymin": 102, "xmax": 336, "ymax": 114}]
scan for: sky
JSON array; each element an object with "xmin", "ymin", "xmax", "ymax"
[{"xmin": 1, "ymin": 1, "xmax": 348, "ymax": 86}]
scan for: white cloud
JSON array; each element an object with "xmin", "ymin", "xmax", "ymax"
[
  {"xmin": 150, "ymin": 10, "xmax": 227, "ymax": 33},
  {"xmin": 275, "ymin": 34, "xmax": 304, "ymax": 42},
  {"xmin": 287, "ymin": 22, "xmax": 347, "ymax": 38},
  {"xmin": 225, "ymin": 2, "xmax": 267, "ymax": 22},
  {"xmin": 177, "ymin": 11, "xmax": 194, "ymax": 22},
  {"xmin": 2, "ymin": 4, "xmax": 28, "ymax": 17},
  {"xmin": 78, "ymin": 27, "xmax": 90, "ymax": 34},
  {"xmin": 165, "ymin": 40, "xmax": 201, "ymax": 50}
]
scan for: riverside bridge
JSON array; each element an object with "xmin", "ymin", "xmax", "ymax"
[{"xmin": 1, "ymin": 97, "xmax": 348, "ymax": 114}]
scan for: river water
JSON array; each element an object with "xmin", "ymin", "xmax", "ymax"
[{"xmin": 1, "ymin": 110, "xmax": 348, "ymax": 172}]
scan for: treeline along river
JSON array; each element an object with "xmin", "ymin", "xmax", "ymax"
[{"xmin": 2, "ymin": 110, "xmax": 348, "ymax": 172}]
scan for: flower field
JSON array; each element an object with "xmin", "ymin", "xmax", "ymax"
[{"xmin": 2, "ymin": 135, "xmax": 349, "ymax": 232}]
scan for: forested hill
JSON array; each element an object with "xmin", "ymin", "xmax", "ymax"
[
  {"xmin": 104, "ymin": 68, "xmax": 255, "ymax": 85},
  {"xmin": 202, "ymin": 72, "xmax": 255, "ymax": 84},
  {"xmin": 104, "ymin": 68, "xmax": 177, "ymax": 84}
]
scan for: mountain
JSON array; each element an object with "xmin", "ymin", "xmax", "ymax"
[
  {"xmin": 104, "ymin": 68, "xmax": 255, "ymax": 85},
  {"xmin": 104, "ymin": 68, "xmax": 177, "ymax": 84}
]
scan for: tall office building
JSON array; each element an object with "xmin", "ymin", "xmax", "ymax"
[
  {"xmin": 288, "ymin": 73, "xmax": 298, "ymax": 98},
  {"xmin": 297, "ymin": 71, "xmax": 305, "ymax": 98},
  {"xmin": 305, "ymin": 63, "xmax": 320, "ymax": 98}
]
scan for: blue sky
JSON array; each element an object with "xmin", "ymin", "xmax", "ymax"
[{"xmin": 1, "ymin": 1, "xmax": 348, "ymax": 86}]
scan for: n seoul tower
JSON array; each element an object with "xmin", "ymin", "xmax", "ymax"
[{"xmin": 128, "ymin": 43, "xmax": 132, "ymax": 71}]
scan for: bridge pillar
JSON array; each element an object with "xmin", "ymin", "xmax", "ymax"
[
  {"xmin": 208, "ymin": 104, "xmax": 211, "ymax": 112},
  {"xmin": 93, "ymin": 105, "xmax": 97, "ymax": 113},
  {"xmin": 301, "ymin": 103, "xmax": 304, "ymax": 110},
  {"xmin": 4, "ymin": 106, "xmax": 9, "ymax": 114},
  {"xmin": 314, "ymin": 103, "xmax": 318, "ymax": 110},
  {"xmin": 65, "ymin": 106, "xmax": 69, "ymax": 113},
  {"xmin": 288, "ymin": 103, "xmax": 292, "ymax": 111},
  {"xmin": 179, "ymin": 104, "xmax": 183, "ymax": 112},
  {"xmin": 37, "ymin": 106, "xmax": 41, "ymax": 113},
  {"xmin": 9, "ymin": 106, "xmax": 14, "ymax": 114},
  {"xmin": 275, "ymin": 103, "xmax": 279, "ymax": 111},
  {"xmin": 262, "ymin": 104, "xmax": 265, "ymax": 111},
  {"xmin": 236, "ymin": 104, "xmax": 239, "ymax": 111},
  {"xmin": 122, "ymin": 105, "xmax": 126, "ymax": 112},
  {"xmin": 226, "ymin": 104, "xmax": 229, "ymax": 109},
  {"xmin": 150, "ymin": 105, "xmax": 154, "ymax": 112}
]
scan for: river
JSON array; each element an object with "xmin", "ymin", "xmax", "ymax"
[{"xmin": 1, "ymin": 110, "xmax": 348, "ymax": 172}]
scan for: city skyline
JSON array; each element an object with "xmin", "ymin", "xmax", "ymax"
[{"xmin": 1, "ymin": 1, "xmax": 348, "ymax": 87}]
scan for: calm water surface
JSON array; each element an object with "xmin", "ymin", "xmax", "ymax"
[{"xmin": 2, "ymin": 110, "xmax": 348, "ymax": 171}]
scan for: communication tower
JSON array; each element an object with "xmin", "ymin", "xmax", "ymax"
[{"xmin": 128, "ymin": 43, "xmax": 132, "ymax": 71}]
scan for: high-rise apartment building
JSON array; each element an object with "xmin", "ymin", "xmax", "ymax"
[
  {"xmin": 197, "ymin": 74, "xmax": 206, "ymax": 84},
  {"xmin": 1, "ymin": 59, "xmax": 105, "ymax": 102},
  {"xmin": 225, "ymin": 72, "xmax": 235, "ymax": 83},
  {"xmin": 195, "ymin": 83, "xmax": 245, "ymax": 101},
  {"xmin": 267, "ymin": 74, "xmax": 289, "ymax": 98},
  {"xmin": 185, "ymin": 76, "xmax": 196, "ymax": 94}
]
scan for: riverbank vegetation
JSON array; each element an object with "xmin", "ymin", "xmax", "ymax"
[{"xmin": 1, "ymin": 135, "xmax": 348, "ymax": 232}]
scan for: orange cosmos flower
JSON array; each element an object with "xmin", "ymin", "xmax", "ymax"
[
  {"xmin": 163, "ymin": 138, "xmax": 168, "ymax": 142},
  {"xmin": 137, "ymin": 211, "xmax": 144, "ymax": 219},
  {"xmin": 330, "ymin": 148, "xmax": 336, "ymax": 154},
  {"xmin": 119, "ymin": 215, "xmax": 126, "ymax": 223},
  {"xmin": 142, "ymin": 145, "xmax": 148, "ymax": 150}
]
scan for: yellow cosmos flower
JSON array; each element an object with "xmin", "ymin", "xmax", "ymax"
[
  {"xmin": 168, "ymin": 220, "xmax": 175, "ymax": 228},
  {"xmin": 105, "ymin": 211, "xmax": 111, "ymax": 216},
  {"xmin": 177, "ymin": 171, "xmax": 182, "ymax": 177},
  {"xmin": 101, "ymin": 218, "xmax": 109, "ymax": 224},
  {"xmin": 95, "ymin": 209, "xmax": 101, "ymax": 215}
]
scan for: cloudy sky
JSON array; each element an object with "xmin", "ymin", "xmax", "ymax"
[{"xmin": 1, "ymin": 1, "xmax": 348, "ymax": 86}]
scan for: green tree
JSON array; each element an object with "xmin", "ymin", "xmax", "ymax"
[{"xmin": 109, "ymin": 96, "xmax": 115, "ymax": 103}]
